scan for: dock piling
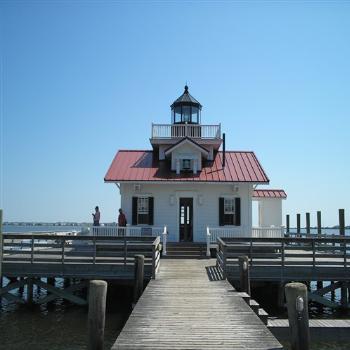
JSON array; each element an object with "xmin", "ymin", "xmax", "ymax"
[
  {"xmin": 238, "ymin": 255, "xmax": 250, "ymax": 295},
  {"xmin": 0, "ymin": 209, "xmax": 3, "ymax": 281},
  {"xmin": 88, "ymin": 280, "xmax": 107, "ymax": 350},
  {"xmin": 285, "ymin": 282, "xmax": 310, "ymax": 350},
  {"xmin": 133, "ymin": 255, "xmax": 145, "ymax": 303},
  {"xmin": 317, "ymin": 211, "xmax": 322, "ymax": 237}
]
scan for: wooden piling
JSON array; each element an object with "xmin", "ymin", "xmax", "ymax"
[
  {"xmin": 285, "ymin": 282, "xmax": 310, "ymax": 350},
  {"xmin": 27, "ymin": 278, "xmax": 33, "ymax": 305},
  {"xmin": 238, "ymin": 256, "xmax": 251, "ymax": 295},
  {"xmin": 133, "ymin": 255, "xmax": 145, "ymax": 303},
  {"xmin": 277, "ymin": 282, "xmax": 285, "ymax": 308},
  {"xmin": 339, "ymin": 209, "xmax": 345, "ymax": 236},
  {"xmin": 88, "ymin": 280, "xmax": 107, "ymax": 350},
  {"xmin": 317, "ymin": 281, "xmax": 323, "ymax": 290},
  {"xmin": 338, "ymin": 209, "xmax": 347, "ymax": 307},
  {"xmin": 286, "ymin": 215, "xmax": 290, "ymax": 234},
  {"xmin": 306, "ymin": 213, "xmax": 310, "ymax": 236},
  {"xmin": 317, "ymin": 211, "xmax": 322, "ymax": 236},
  {"xmin": 0, "ymin": 209, "xmax": 3, "ymax": 280},
  {"xmin": 297, "ymin": 214, "xmax": 301, "ymax": 236}
]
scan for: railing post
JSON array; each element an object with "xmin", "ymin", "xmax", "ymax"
[
  {"xmin": 297, "ymin": 214, "xmax": 301, "ymax": 237},
  {"xmin": 206, "ymin": 226, "xmax": 211, "ymax": 257},
  {"xmin": 286, "ymin": 214, "xmax": 290, "ymax": 234},
  {"xmin": 285, "ymin": 282, "xmax": 310, "ymax": 350},
  {"xmin": 31, "ymin": 234, "xmax": 34, "ymax": 263},
  {"xmin": 151, "ymin": 244, "xmax": 156, "ymax": 279},
  {"xmin": 88, "ymin": 280, "xmax": 107, "ymax": 350},
  {"xmin": 238, "ymin": 255, "xmax": 251, "ymax": 295},
  {"xmin": 162, "ymin": 226, "xmax": 167, "ymax": 256},
  {"xmin": 222, "ymin": 244, "xmax": 227, "ymax": 280},
  {"xmin": 134, "ymin": 255, "xmax": 144, "ymax": 302},
  {"xmin": 61, "ymin": 238, "xmax": 65, "ymax": 265}
]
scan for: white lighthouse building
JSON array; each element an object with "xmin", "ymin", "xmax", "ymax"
[{"xmin": 104, "ymin": 86, "xmax": 286, "ymax": 244}]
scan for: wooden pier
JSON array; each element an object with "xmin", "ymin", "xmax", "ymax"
[
  {"xmin": 0, "ymin": 234, "xmax": 161, "ymax": 305},
  {"xmin": 112, "ymin": 259, "xmax": 283, "ymax": 350},
  {"xmin": 217, "ymin": 236, "xmax": 350, "ymax": 282}
]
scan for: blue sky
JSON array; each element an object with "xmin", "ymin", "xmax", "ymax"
[{"xmin": 1, "ymin": 1, "xmax": 349, "ymax": 226}]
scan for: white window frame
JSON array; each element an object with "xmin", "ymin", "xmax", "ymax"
[
  {"xmin": 223, "ymin": 197, "xmax": 236, "ymax": 226},
  {"xmin": 137, "ymin": 197, "xmax": 149, "ymax": 224}
]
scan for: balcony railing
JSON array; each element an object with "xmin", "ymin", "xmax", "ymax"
[{"xmin": 151, "ymin": 124, "xmax": 221, "ymax": 139}]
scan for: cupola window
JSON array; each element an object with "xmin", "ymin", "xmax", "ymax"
[{"xmin": 171, "ymin": 85, "xmax": 202, "ymax": 125}]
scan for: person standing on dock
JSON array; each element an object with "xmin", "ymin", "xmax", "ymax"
[
  {"xmin": 118, "ymin": 208, "xmax": 127, "ymax": 236},
  {"xmin": 92, "ymin": 206, "xmax": 100, "ymax": 226}
]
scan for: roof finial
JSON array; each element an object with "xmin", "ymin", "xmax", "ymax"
[{"xmin": 184, "ymin": 84, "xmax": 189, "ymax": 93}]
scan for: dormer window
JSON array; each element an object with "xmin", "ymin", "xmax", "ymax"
[{"xmin": 182, "ymin": 159, "xmax": 192, "ymax": 171}]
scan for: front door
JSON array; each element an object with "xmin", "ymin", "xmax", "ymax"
[{"xmin": 179, "ymin": 198, "xmax": 193, "ymax": 242}]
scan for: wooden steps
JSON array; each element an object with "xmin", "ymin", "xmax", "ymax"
[{"xmin": 164, "ymin": 243, "xmax": 207, "ymax": 259}]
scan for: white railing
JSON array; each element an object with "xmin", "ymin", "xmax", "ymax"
[
  {"xmin": 151, "ymin": 124, "xmax": 221, "ymax": 139},
  {"xmin": 206, "ymin": 226, "xmax": 284, "ymax": 256},
  {"xmin": 86, "ymin": 225, "xmax": 165, "ymax": 239}
]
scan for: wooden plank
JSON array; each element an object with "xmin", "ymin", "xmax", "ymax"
[{"xmin": 112, "ymin": 259, "xmax": 282, "ymax": 350}]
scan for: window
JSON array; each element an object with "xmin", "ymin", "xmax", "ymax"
[
  {"xmin": 137, "ymin": 197, "xmax": 149, "ymax": 224},
  {"xmin": 224, "ymin": 198, "xmax": 235, "ymax": 225},
  {"xmin": 182, "ymin": 159, "xmax": 192, "ymax": 171},
  {"xmin": 132, "ymin": 196, "xmax": 154, "ymax": 225},
  {"xmin": 219, "ymin": 197, "xmax": 241, "ymax": 226}
]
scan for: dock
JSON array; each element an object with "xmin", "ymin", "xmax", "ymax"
[
  {"xmin": 112, "ymin": 259, "xmax": 283, "ymax": 350},
  {"xmin": 268, "ymin": 319, "xmax": 350, "ymax": 342}
]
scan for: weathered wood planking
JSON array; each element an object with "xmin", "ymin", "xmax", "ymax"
[{"xmin": 113, "ymin": 259, "xmax": 283, "ymax": 350}]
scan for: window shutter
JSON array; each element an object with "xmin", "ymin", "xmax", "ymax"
[
  {"xmin": 235, "ymin": 197, "xmax": 241, "ymax": 226},
  {"xmin": 132, "ymin": 197, "xmax": 137, "ymax": 225},
  {"xmin": 219, "ymin": 197, "xmax": 224, "ymax": 226},
  {"xmin": 148, "ymin": 197, "xmax": 154, "ymax": 225}
]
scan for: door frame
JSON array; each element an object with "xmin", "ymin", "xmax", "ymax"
[
  {"xmin": 179, "ymin": 197, "xmax": 194, "ymax": 242},
  {"xmin": 176, "ymin": 191, "xmax": 196, "ymax": 243}
]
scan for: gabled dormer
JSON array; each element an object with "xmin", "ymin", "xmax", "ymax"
[
  {"xmin": 164, "ymin": 137, "xmax": 209, "ymax": 174},
  {"xmin": 150, "ymin": 86, "xmax": 223, "ymax": 162}
]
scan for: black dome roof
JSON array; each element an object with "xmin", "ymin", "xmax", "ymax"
[{"xmin": 171, "ymin": 86, "xmax": 202, "ymax": 109}]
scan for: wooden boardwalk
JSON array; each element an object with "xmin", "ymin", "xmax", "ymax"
[{"xmin": 112, "ymin": 259, "xmax": 283, "ymax": 350}]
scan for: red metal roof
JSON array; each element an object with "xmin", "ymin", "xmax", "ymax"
[
  {"xmin": 104, "ymin": 150, "xmax": 269, "ymax": 183},
  {"xmin": 253, "ymin": 189, "xmax": 287, "ymax": 199}
]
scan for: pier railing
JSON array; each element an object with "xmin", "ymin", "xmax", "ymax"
[
  {"xmin": 217, "ymin": 236, "xmax": 350, "ymax": 280},
  {"xmin": 2, "ymin": 234, "xmax": 161, "ymax": 279},
  {"xmin": 206, "ymin": 226, "xmax": 284, "ymax": 256},
  {"xmin": 151, "ymin": 123, "xmax": 221, "ymax": 139}
]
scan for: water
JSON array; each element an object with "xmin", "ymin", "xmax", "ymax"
[{"xmin": 0, "ymin": 277, "xmax": 131, "ymax": 350}]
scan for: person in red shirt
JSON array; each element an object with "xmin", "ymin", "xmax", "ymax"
[{"xmin": 118, "ymin": 208, "xmax": 127, "ymax": 227}]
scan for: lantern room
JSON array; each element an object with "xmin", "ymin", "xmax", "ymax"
[{"xmin": 171, "ymin": 85, "xmax": 202, "ymax": 124}]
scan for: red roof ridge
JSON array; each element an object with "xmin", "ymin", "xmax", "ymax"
[{"xmin": 118, "ymin": 149, "xmax": 153, "ymax": 152}]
